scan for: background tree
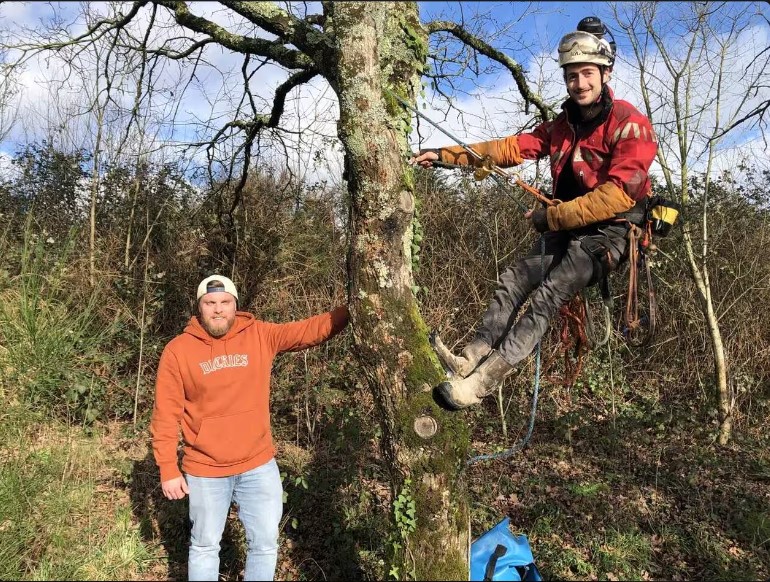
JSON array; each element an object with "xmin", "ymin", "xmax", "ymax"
[
  {"xmin": 613, "ymin": 0, "xmax": 770, "ymax": 444},
  {"xmin": 9, "ymin": 142, "xmax": 89, "ymax": 235},
  {"xmin": 0, "ymin": 47, "xmax": 19, "ymax": 144},
  {"xmin": 716, "ymin": 9, "xmax": 770, "ymax": 139}
]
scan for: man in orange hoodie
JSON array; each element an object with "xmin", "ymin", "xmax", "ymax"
[{"xmin": 150, "ymin": 275, "xmax": 349, "ymax": 581}]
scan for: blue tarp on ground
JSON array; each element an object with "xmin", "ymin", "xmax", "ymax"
[{"xmin": 470, "ymin": 517, "xmax": 543, "ymax": 581}]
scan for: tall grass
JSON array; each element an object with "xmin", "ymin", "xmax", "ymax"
[
  {"xmin": 0, "ymin": 221, "xmax": 123, "ymax": 423},
  {"xmin": 0, "ymin": 407, "xmax": 152, "ymax": 580},
  {"xmin": 0, "ymin": 220, "xmax": 150, "ymax": 579}
]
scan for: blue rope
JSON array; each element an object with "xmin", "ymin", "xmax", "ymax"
[{"xmin": 466, "ymin": 237, "xmax": 546, "ymax": 466}]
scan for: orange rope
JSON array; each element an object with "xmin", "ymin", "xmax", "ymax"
[
  {"xmin": 623, "ymin": 222, "xmax": 657, "ymax": 347},
  {"xmin": 625, "ymin": 223, "xmax": 651, "ymax": 332},
  {"xmin": 473, "ymin": 155, "xmax": 558, "ymax": 208},
  {"xmin": 541, "ymin": 295, "xmax": 590, "ymax": 388}
]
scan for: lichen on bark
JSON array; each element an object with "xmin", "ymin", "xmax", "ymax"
[{"xmin": 324, "ymin": 3, "xmax": 471, "ymax": 579}]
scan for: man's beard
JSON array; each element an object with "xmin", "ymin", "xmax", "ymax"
[{"xmin": 201, "ymin": 314, "xmax": 235, "ymax": 337}]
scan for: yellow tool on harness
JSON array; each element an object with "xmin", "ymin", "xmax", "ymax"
[{"xmin": 648, "ymin": 196, "xmax": 681, "ymax": 237}]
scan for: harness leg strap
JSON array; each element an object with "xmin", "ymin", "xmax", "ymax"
[{"xmin": 578, "ymin": 235, "xmax": 617, "ymax": 288}]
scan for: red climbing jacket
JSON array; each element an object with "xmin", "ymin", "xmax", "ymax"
[{"xmin": 437, "ymin": 86, "xmax": 658, "ymax": 231}]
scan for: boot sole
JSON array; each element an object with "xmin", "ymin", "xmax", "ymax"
[
  {"xmin": 433, "ymin": 382, "xmax": 465, "ymax": 411},
  {"xmin": 430, "ymin": 332, "xmax": 464, "ymax": 378}
]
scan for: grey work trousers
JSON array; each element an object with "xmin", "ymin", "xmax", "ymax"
[{"xmin": 475, "ymin": 224, "xmax": 629, "ymax": 367}]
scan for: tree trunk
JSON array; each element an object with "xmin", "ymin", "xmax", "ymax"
[
  {"xmin": 682, "ymin": 229, "xmax": 732, "ymax": 444},
  {"xmin": 324, "ymin": 3, "xmax": 470, "ymax": 579},
  {"xmin": 89, "ymin": 106, "xmax": 105, "ymax": 287}
]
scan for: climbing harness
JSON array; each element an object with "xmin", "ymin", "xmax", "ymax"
[
  {"xmin": 577, "ymin": 193, "xmax": 681, "ymax": 348},
  {"xmin": 616, "ymin": 195, "xmax": 680, "ymax": 346}
]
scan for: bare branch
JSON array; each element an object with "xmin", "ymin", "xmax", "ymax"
[
  {"xmin": 191, "ymin": 67, "xmax": 319, "ymax": 219},
  {"xmin": 425, "ymin": 19, "xmax": 554, "ymax": 121},
  {"xmin": 268, "ymin": 69, "xmax": 318, "ymax": 127},
  {"xmin": 714, "ymin": 98, "xmax": 770, "ymax": 142},
  {"xmin": 154, "ymin": 0, "xmax": 313, "ymax": 70},
  {"xmin": 7, "ymin": 1, "xmax": 149, "ymax": 68},
  {"xmin": 0, "ymin": 52, "xmax": 20, "ymax": 142},
  {"xmin": 711, "ymin": 42, "xmax": 770, "ymax": 140},
  {"xmin": 120, "ymin": 2, "xmax": 160, "ymax": 155},
  {"xmin": 219, "ymin": 1, "xmax": 328, "ymax": 59},
  {"xmin": 145, "ymin": 37, "xmax": 215, "ymax": 60}
]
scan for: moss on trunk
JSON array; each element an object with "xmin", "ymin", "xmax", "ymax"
[{"xmin": 323, "ymin": 2, "xmax": 471, "ymax": 579}]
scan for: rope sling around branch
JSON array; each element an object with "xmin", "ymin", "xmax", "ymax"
[{"xmin": 387, "ymin": 89, "xmax": 548, "ymax": 463}]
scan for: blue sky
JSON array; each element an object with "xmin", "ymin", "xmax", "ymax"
[
  {"xmin": 413, "ymin": 2, "xmax": 621, "ymax": 140},
  {"xmin": 0, "ymin": 2, "xmax": 768, "ymax": 184},
  {"xmin": 418, "ymin": 1, "xmax": 620, "ymax": 77},
  {"xmin": 419, "ymin": 1, "xmax": 612, "ymax": 45}
]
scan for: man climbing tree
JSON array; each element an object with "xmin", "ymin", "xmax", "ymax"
[{"xmin": 411, "ymin": 18, "xmax": 658, "ymax": 410}]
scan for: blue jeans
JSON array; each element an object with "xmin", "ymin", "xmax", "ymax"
[{"xmin": 186, "ymin": 458, "xmax": 284, "ymax": 581}]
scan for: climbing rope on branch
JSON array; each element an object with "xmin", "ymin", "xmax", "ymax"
[{"xmin": 386, "ymin": 88, "xmax": 557, "ymax": 213}]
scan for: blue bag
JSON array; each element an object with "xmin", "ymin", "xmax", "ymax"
[{"xmin": 470, "ymin": 517, "xmax": 542, "ymax": 581}]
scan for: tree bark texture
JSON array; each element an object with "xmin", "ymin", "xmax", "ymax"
[{"xmin": 322, "ymin": 3, "xmax": 471, "ymax": 579}]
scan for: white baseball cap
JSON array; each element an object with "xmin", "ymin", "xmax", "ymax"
[{"xmin": 196, "ymin": 275, "xmax": 239, "ymax": 301}]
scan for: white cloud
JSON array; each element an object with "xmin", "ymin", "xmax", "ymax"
[
  {"xmin": 0, "ymin": 1, "xmax": 767, "ymax": 196},
  {"xmin": 0, "ymin": 2, "xmax": 65, "ymax": 28}
]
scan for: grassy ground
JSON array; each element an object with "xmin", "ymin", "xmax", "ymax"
[
  {"xmin": 0, "ymin": 407, "xmax": 152, "ymax": 581},
  {"xmin": 2, "ymin": 372, "xmax": 768, "ymax": 581},
  {"xmin": 464, "ymin": 363, "xmax": 770, "ymax": 581}
]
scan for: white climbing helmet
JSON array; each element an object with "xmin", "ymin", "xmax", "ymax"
[{"xmin": 557, "ymin": 30, "xmax": 614, "ymax": 68}]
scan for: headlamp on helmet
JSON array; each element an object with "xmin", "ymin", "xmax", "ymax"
[{"xmin": 577, "ymin": 16, "xmax": 617, "ymax": 61}]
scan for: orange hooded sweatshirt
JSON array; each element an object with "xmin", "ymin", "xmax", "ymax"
[{"xmin": 150, "ymin": 306, "xmax": 349, "ymax": 482}]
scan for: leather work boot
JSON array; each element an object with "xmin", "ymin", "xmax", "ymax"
[
  {"xmin": 433, "ymin": 350, "xmax": 514, "ymax": 411},
  {"xmin": 432, "ymin": 336, "xmax": 491, "ymax": 378}
]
